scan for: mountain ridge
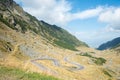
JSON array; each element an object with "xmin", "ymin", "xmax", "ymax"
[
  {"xmin": 0, "ymin": 0, "xmax": 88, "ymax": 51},
  {"xmin": 97, "ymin": 37, "xmax": 120, "ymax": 50}
]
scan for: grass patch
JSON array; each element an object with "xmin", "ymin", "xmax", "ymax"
[
  {"xmin": 103, "ymin": 69, "xmax": 112, "ymax": 77},
  {"xmin": 80, "ymin": 53, "xmax": 106, "ymax": 65},
  {"xmin": 80, "ymin": 52, "xmax": 93, "ymax": 57},
  {"xmin": 54, "ymin": 40, "xmax": 78, "ymax": 51},
  {"xmin": 0, "ymin": 65, "xmax": 60, "ymax": 80},
  {"xmin": 92, "ymin": 57, "xmax": 106, "ymax": 65}
]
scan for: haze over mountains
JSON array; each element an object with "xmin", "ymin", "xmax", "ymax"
[{"xmin": 0, "ymin": 0, "xmax": 120, "ymax": 80}]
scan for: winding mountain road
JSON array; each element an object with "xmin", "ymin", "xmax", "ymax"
[
  {"xmin": 64, "ymin": 53, "xmax": 84, "ymax": 71},
  {"xmin": 9, "ymin": 43, "xmax": 84, "ymax": 74},
  {"xmin": 31, "ymin": 56, "xmax": 60, "ymax": 67},
  {"xmin": 31, "ymin": 60, "xmax": 48, "ymax": 71},
  {"xmin": 31, "ymin": 53, "xmax": 84, "ymax": 73},
  {"xmin": 30, "ymin": 56, "xmax": 59, "ymax": 74}
]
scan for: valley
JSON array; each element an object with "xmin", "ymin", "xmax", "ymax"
[{"xmin": 0, "ymin": 0, "xmax": 120, "ymax": 80}]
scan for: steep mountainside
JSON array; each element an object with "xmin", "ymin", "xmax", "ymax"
[
  {"xmin": 98, "ymin": 37, "xmax": 120, "ymax": 50},
  {"xmin": 0, "ymin": 0, "xmax": 88, "ymax": 51},
  {"xmin": 0, "ymin": 0, "xmax": 119, "ymax": 80}
]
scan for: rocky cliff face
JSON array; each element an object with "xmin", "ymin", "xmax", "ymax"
[{"xmin": 0, "ymin": 0, "xmax": 88, "ymax": 51}]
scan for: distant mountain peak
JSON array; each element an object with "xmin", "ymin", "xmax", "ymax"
[{"xmin": 98, "ymin": 37, "xmax": 120, "ymax": 50}]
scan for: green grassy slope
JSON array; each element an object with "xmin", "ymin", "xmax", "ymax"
[{"xmin": 0, "ymin": 65, "xmax": 60, "ymax": 80}]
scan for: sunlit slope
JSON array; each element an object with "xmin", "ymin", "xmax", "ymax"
[
  {"xmin": 0, "ymin": 21, "xmax": 119, "ymax": 80},
  {"xmin": 0, "ymin": 0, "xmax": 119, "ymax": 80}
]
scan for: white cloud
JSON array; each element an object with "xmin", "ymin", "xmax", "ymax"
[
  {"xmin": 98, "ymin": 7, "xmax": 120, "ymax": 31},
  {"xmin": 72, "ymin": 6, "xmax": 103, "ymax": 19},
  {"xmin": 14, "ymin": 0, "xmax": 104, "ymax": 26},
  {"xmin": 18, "ymin": 0, "xmax": 72, "ymax": 26},
  {"xmin": 14, "ymin": 0, "xmax": 120, "ymax": 31}
]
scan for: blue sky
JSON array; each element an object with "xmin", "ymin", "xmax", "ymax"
[
  {"xmin": 68, "ymin": 0, "xmax": 120, "ymax": 11},
  {"xmin": 14, "ymin": 0, "xmax": 120, "ymax": 48}
]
